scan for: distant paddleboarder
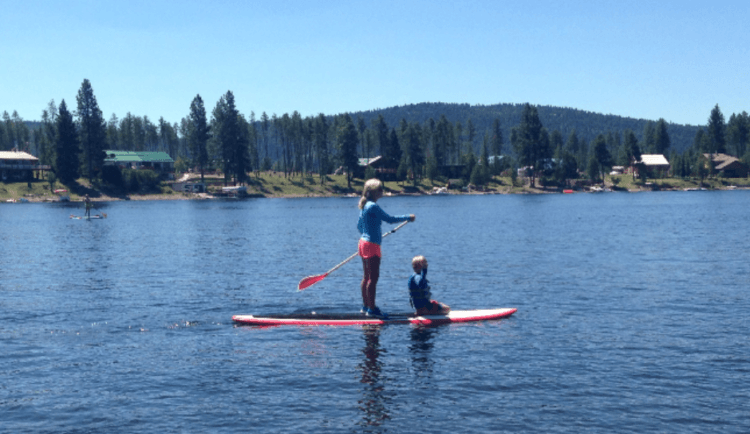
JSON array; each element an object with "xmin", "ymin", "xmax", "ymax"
[
  {"xmin": 83, "ymin": 195, "xmax": 93, "ymax": 218},
  {"xmin": 357, "ymin": 178, "xmax": 415, "ymax": 319}
]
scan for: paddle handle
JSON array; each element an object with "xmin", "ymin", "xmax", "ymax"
[{"xmin": 384, "ymin": 220, "xmax": 410, "ymax": 237}]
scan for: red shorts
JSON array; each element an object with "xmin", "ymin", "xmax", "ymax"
[
  {"xmin": 417, "ymin": 300, "xmax": 443, "ymax": 315},
  {"xmin": 358, "ymin": 239, "xmax": 382, "ymax": 259}
]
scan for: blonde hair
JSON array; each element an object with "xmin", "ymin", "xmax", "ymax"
[
  {"xmin": 412, "ymin": 255, "xmax": 426, "ymax": 272},
  {"xmin": 358, "ymin": 178, "xmax": 383, "ymax": 209}
]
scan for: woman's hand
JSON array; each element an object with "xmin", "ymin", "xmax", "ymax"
[{"xmin": 409, "ymin": 214, "xmax": 416, "ymax": 222}]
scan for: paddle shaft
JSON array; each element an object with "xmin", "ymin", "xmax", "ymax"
[
  {"xmin": 297, "ymin": 220, "xmax": 410, "ymax": 290},
  {"xmin": 329, "ymin": 220, "xmax": 409, "ymax": 273}
]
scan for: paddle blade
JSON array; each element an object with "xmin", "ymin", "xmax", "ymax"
[{"xmin": 298, "ymin": 273, "xmax": 328, "ymax": 291}]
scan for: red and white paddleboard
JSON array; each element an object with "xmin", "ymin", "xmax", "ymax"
[{"xmin": 232, "ymin": 308, "xmax": 517, "ymax": 327}]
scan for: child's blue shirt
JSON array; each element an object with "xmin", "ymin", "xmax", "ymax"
[{"xmin": 408, "ymin": 268, "xmax": 432, "ymax": 309}]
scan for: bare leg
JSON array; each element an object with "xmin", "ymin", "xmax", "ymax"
[{"xmin": 361, "ymin": 256, "xmax": 380, "ymax": 308}]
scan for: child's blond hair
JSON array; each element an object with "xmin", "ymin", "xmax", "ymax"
[
  {"xmin": 358, "ymin": 178, "xmax": 383, "ymax": 209},
  {"xmin": 412, "ymin": 255, "xmax": 426, "ymax": 272}
]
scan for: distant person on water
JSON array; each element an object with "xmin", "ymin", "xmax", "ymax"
[
  {"xmin": 358, "ymin": 178, "xmax": 415, "ymax": 319},
  {"xmin": 83, "ymin": 195, "xmax": 93, "ymax": 218},
  {"xmin": 408, "ymin": 255, "xmax": 450, "ymax": 315}
]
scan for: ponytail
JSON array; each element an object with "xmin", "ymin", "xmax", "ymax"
[{"xmin": 358, "ymin": 178, "xmax": 383, "ymax": 210}]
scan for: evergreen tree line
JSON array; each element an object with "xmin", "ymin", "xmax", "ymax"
[
  {"xmin": 510, "ymin": 103, "xmax": 750, "ymax": 188},
  {"xmin": 3, "ymin": 79, "xmax": 749, "ymax": 188}
]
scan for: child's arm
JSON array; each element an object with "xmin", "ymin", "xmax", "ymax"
[{"xmin": 417, "ymin": 268, "xmax": 428, "ymax": 290}]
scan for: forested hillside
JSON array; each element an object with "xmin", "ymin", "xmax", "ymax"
[
  {"xmin": 5, "ymin": 101, "xmax": 700, "ymax": 160},
  {"xmin": 352, "ymin": 102, "xmax": 700, "ymax": 155}
]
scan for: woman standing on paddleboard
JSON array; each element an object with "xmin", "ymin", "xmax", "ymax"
[{"xmin": 358, "ymin": 179, "xmax": 415, "ymax": 318}]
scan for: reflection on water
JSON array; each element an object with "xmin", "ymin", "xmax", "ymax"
[
  {"xmin": 409, "ymin": 326, "xmax": 438, "ymax": 382},
  {"xmin": 356, "ymin": 324, "xmax": 442, "ymax": 431},
  {"xmin": 356, "ymin": 326, "xmax": 389, "ymax": 430}
]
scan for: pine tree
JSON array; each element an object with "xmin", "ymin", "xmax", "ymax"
[
  {"xmin": 188, "ymin": 95, "xmax": 210, "ymax": 182},
  {"xmin": 212, "ymin": 91, "xmax": 247, "ymax": 184},
  {"xmin": 707, "ymin": 104, "xmax": 727, "ymax": 154},
  {"xmin": 642, "ymin": 121, "xmax": 656, "ymax": 153},
  {"xmin": 624, "ymin": 130, "xmax": 641, "ymax": 181},
  {"xmin": 592, "ymin": 134, "xmax": 613, "ymax": 180},
  {"xmin": 587, "ymin": 154, "xmax": 600, "ymax": 182},
  {"xmin": 76, "ymin": 79, "xmax": 107, "ymax": 179},
  {"xmin": 314, "ymin": 114, "xmax": 330, "ymax": 182},
  {"xmin": 106, "ymin": 114, "xmax": 119, "ymax": 150},
  {"xmin": 3, "ymin": 111, "xmax": 15, "ymax": 149},
  {"xmin": 372, "ymin": 114, "xmax": 389, "ymax": 162},
  {"xmin": 39, "ymin": 100, "xmax": 58, "ymax": 167},
  {"xmin": 466, "ymin": 118, "xmax": 476, "ymax": 159},
  {"xmin": 565, "ymin": 130, "xmax": 581, "ymax": 169},
  {"xmin": 511, "ymin": 104, "xmax": 550, "ymax": 187},
  {"xmin": 336, "ymin": 114, "xmax": 359, "ymax": 189},
  {"xmin": 727, "ymin": 112, "xmax": 749, "ymax": 157},
  {"xmin": 434, "ymin": 115, "xmax": 452, "ymax": 167},
  {"xmin": 653, "ymin": 118, "xmax": 671, "ymax": 155},
  {"xmin": 11, "ymin": 111, "xmax": 31, "ymax": 152},
  {"xmin": 260, "ymin": 112, "xmax": 270, "ymax": 167},
  {"xmin": 55, "ymin": 100, "xmax": 80, "ymax": 184},
  {"xmin": 402, "ymin": 122, "xmax": 424, "ymax": 187},
  {"xmin": 491, "ymin": 118, "xmax": 503, "ymax": 175},
  {"xmin": 471, "ymin": 133, "xmax": 490, "ymax": 187},
  {"xmin": 0, "ymin": 120, "xmax": 7, "ymax": 150},
  {"xmin": 247, "ymin": 111, "xmax": 260, "ymax": 178},
  {"xmin": 453, "ymin": 121, "xmax": 463, "ymax": 165}
]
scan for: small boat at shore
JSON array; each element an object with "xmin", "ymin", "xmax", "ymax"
[{"xmin": 221, "ymin": 186, "xmax": 247, "ymax": 197}]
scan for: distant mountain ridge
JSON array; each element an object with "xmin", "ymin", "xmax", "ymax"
[{"xmin": 349, "ymin": 102, "xmax": 700, "ymax": 155}]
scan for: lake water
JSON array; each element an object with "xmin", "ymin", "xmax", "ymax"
[{"xmin": 1, "ymin": 191, "xmax": 749, "ymax": 433}]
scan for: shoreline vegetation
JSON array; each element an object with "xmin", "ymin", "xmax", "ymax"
[{"xmin": 2, "ymin": 172, "xmax": 750, "ymax": 203}]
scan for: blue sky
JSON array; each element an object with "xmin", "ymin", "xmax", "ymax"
[{"xmin": 2, "ymin": 0, "xmax": 748, "ymax": 127}]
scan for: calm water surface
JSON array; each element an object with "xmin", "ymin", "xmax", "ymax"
[{"xmin": 1, "ymin": 191, "xmax": 749, "ymax": 433}]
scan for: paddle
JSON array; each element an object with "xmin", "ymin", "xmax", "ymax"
[
  {"xmin": 298, "ymin": 220, "xmax": 410, "ymax": 291},
  {"xmin": 91, "ymin": 202, "xmax": 107, "ymax": 218}
]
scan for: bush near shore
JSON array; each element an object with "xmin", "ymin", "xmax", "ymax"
[{"xmin": 2, "ymin": 171, "xmax": 749, "ymax": 202}]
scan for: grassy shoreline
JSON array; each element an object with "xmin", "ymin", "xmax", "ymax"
[{"xmin": 2, "ymin": 172, "xmax": 750, "ymax": 203}]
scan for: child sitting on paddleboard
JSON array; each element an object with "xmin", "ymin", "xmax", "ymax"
[{"xmin": 408, "ymin": 255, "xmax": 450, "ymax": 315}]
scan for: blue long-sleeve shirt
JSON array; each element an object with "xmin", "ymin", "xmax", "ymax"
[
  {"xmin": 408, "ymin": 268, "xmax": 432, "ymax": 309},
  {"xmin": 357, "ymin": 201, "xmax": 410, "ymax": 245}
]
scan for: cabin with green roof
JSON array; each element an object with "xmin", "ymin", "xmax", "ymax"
[{"xmin": 104, "ymin": 150, "xmax": 175, "ymax": 176}]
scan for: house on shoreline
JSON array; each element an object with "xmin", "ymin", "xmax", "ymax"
[
  {"xmin": 633, "ymin": 154, "xmax": 670, "ymax": 178},
  {"xmin": 703, "ymin": 153, "xmax": 748, "ymax": 178},
  {"xmin": 0, "ymin": 149, "xmax": 50, "ymax": 182},
  {"xmin": 104, "ymin": 150, "xmax": 175, "ymax": 179},
  {"xmin": 356, "ymin": 156, "xmax": 398, "ymax": 180}
]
